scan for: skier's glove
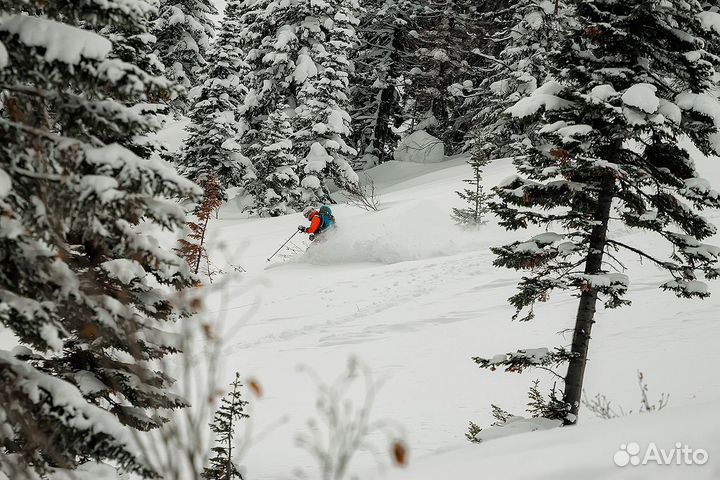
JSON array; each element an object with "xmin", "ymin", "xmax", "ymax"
[
  {"xmin": 309, "ymin": 234, "xmax": 315, "ymax": 241},
  {"xmin": 298, "ymin": 225, "xmax": 306, "ymax": 232}
]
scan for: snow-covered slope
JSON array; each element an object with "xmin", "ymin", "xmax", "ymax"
[
  {"xmin": 389, "ymin": 401, "xmax": 720, "ymax": 480},
  {"xmin": 198, "ymin": 148, "xmax": 720, "ymax": 479}
]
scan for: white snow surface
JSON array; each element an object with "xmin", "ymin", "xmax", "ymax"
[
  {"xmin": 391, "ymin": 403, "xmax": 720, "ymax": 480},
  {"xmin": 698, "ymin": 10, "xmax": 720, "ymax": 35},
  {"xmin": 474, "ymin": 415, "xmax": 562, "ymax": 442},
  {"xmin": 176, "ymin": 145, "xmax": 720, "ymax": 479}
]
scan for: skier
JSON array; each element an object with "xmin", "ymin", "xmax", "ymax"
[{"xmin": 298, "ymin": 205, "xmax": 335, "ymax": 241}]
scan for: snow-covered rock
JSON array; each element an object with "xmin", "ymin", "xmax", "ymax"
[{"xmin": 393, "ymin": 131, "xmax": 445, "ymax": 164}]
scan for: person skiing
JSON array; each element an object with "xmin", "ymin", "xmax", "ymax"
[{"xmin": 298, "ymin": 205, "xmax": 335, "ymax": 241}]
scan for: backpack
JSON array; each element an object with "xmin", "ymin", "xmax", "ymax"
[{"xmin": 318, "ymin": 205, "xmax": 335, "ymax": 232}]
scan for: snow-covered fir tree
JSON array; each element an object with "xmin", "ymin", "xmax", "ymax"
[
  {"xmin": 102, "ymin": 0, "xmax": 179, "ymax": 160},
  {"xmin": 349, "ymin": 0, "xmax": 414, "ymax": 167},
  {"xmin": 103, "ymin": 0, "xmax": 166, "ymax": 78},
  {"xmin": 403, "ymin": 0, "xmax": 487, "ymax": 151},
  {"xmin": 476, "ymin": 0, "xmax": 720, "ymax": 424},
  {"xmin": 0, "ymin": 1, "xmax": 200, "ymax": 476},
  {"xmin": 178, "ymin": 0, "xmax": 253, "ymax": 193},
  {"xmin": 201, "ymin": 372, "xmax": 249, "ymax": 480},
  {"xmin": 244, "ymin": 106, "xmax": 302, "ymax": 216},
  {"xmin": 236, "ymin": 0, "xmax": 360, "ymax": 213},
  {"xmin": 452, "ymin": 142, "xmax": 492, "ymax": 226},
  {"xmin": 292, "ymin": 0, "xmax": 361, "ymax": 201},
  {"xmin": 235, "ymin": 0, "xmax": 297, "ymax": 131},
  {"xmin": 471, "ymin": 0, "xmax": 572, "ymax": 158},
  {"xmin": 154, "ymin": 0, "xmax": 217, "ymax": 105}
]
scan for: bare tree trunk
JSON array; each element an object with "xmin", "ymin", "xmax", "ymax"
[
  {"xmin": 226, "ymin": 413, "xmax": 233, "ymax": 480},
  {"xmin": 193, "ymin": 215, "xmax": 210, "ymax": 275},
  {"xmin": 563, "ymin": 174, "xmax": 615, "ymax": 424},
  {"xmin": 474, "ymin": 165, "xmax": 480, "ymax": 223}
]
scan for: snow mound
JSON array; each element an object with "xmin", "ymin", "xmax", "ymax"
[
  {"xmin": 389, "ymin": 401, "xmax": 720, "ymax": 480},
  {"xmin": 475, "ymin": 416, "xmax": 562, "ymax": 442},
  {"xmin": 394, "ymin": 131, "xmax": 445, "ymax": 164}
]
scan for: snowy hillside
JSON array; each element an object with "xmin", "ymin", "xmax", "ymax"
[
  {"xmin": 6, "ymin": 1, "xmax": 720, "ymax": 479},
  {"xmin": 190, "ymin": 137, "xmax": 720, "ymax": 479}
]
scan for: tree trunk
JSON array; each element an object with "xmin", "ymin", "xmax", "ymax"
[
  {"xmin": 372, "ymin": 28, "xmax": 403, "ymax": 164},
  {"xmin": 193, "ymin": 215, "xmax": 210, "ymax": 275},
  {"xmin": 563, "ymin": 174, "xmax": 615, "ymax": 424}
]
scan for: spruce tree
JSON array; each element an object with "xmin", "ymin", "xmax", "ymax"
[
  {"xmin": 233, "ymin": 0, "xmax": 304, "ymax": 214},
  {"xmin": 103, "ymin": 0, "xmax": 166, "ymax": 78},
  {"xmin": 102, "ymin": 0, "xmax": 178, "ymax": 161},
  {"xmin": 236, "ymin": 0, "xmax": 360, "ymax": 213},
  {"xmin": 244, "ymin": 107, "xmax": 302, "ymax": 216},
  {"xmin": 476, "ymin": 0, "xmax": 720, "ymax": 424},
  {"xmin": 452, "ymin": 143, "xmax": 492, "ymax": 226},
  {"xmin": 154, "ymin": 0, "xmax": 217, "ymax": 105},
  {"xmin": 472, "ymin": 0, "xmax": 572, "ymax": 158},
  {"xmin": 350, "ymin": 0, "xmax": 414, "ymax": 167},
  {"xmin": 292, "ymin": 0, "xmax": 361, "ymax": 201},
  {"xmin": 403, "ymin": 0, "xmax": 487, "ymax": 151},
  {"xmin": 235, "ymin": 0, "xmax": 296, "ymax": 131},
  {"xmin": 0, "ymin": 1, "xmax": 199, "ymax": 476},
  {"xmin": 202, "ymin": 372, "xmax": 249, "ymax": 480},
  {"xmin": 178, "ymin": 0, "xmax": 253, "ymax": 193}
]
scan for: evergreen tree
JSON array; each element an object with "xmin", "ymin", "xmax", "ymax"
[
  {"xmin": 403, "ymin": 0, "xmax": 487, "ymax": 151},
  {"xmin": 350, "ymin": 0, "xmax": 414, "ymax": 167},
  {"xmin": 472, "ymin": 0, "xmax": 572, "ymax": 158},
  {"xmin": 103, "ymin": 0, "xmax": 166, "ymax": 78},
  {"xmin": 178, "ymin": 0, "xmax": 253, "ymax": 192},
  {"xmin": 0, "ymin": 1, "xmax": 199, "ymax": 476},
  {"xmin": 244, "ymin": 107, "xmax": 302, "ymax": 216},
  {"xmin": 452, "ymin": 143, "xmax": 492, "ymax": 226},
  {"xmin": 476, "ymin": 0, "xmax": 720, "ymax": 424},
  {"xmin": 292, "ymin": 0, "xmax": 361, "ymax": 201},
  {"xmin": 102, "ymin": 0, "xmax": 179, "ymax": 160},
  {"xmin": 236, "ymin": 0, "xmax": 360, "ymax": 213},
  {"xmin": 154, "ymin": 0, "xmax": 217, "ymax": 105},
  {"xmin": 201, "ymin": 372, "xmax": 249, "ymax": 480},
  {"xmin": 235, "ymin": 0, "xmax": 297, "ymax": 131},
  {"xmin": 233, "ymin": 0, "xmax": 307, "ymax": 214}
]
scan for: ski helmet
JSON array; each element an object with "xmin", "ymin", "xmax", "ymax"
[{"xmin": 303, "ymin": 206, "xmax": 315, "ymax": 219}]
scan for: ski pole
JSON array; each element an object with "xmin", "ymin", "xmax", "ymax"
[{"xmin": 267, "ymin": 230, "xmax": 300, "ymax": 262}]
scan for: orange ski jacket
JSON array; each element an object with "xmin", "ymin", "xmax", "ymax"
[{"xmin": 305, "ymin": 211, "xmax": 322, "ymax": 234}]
